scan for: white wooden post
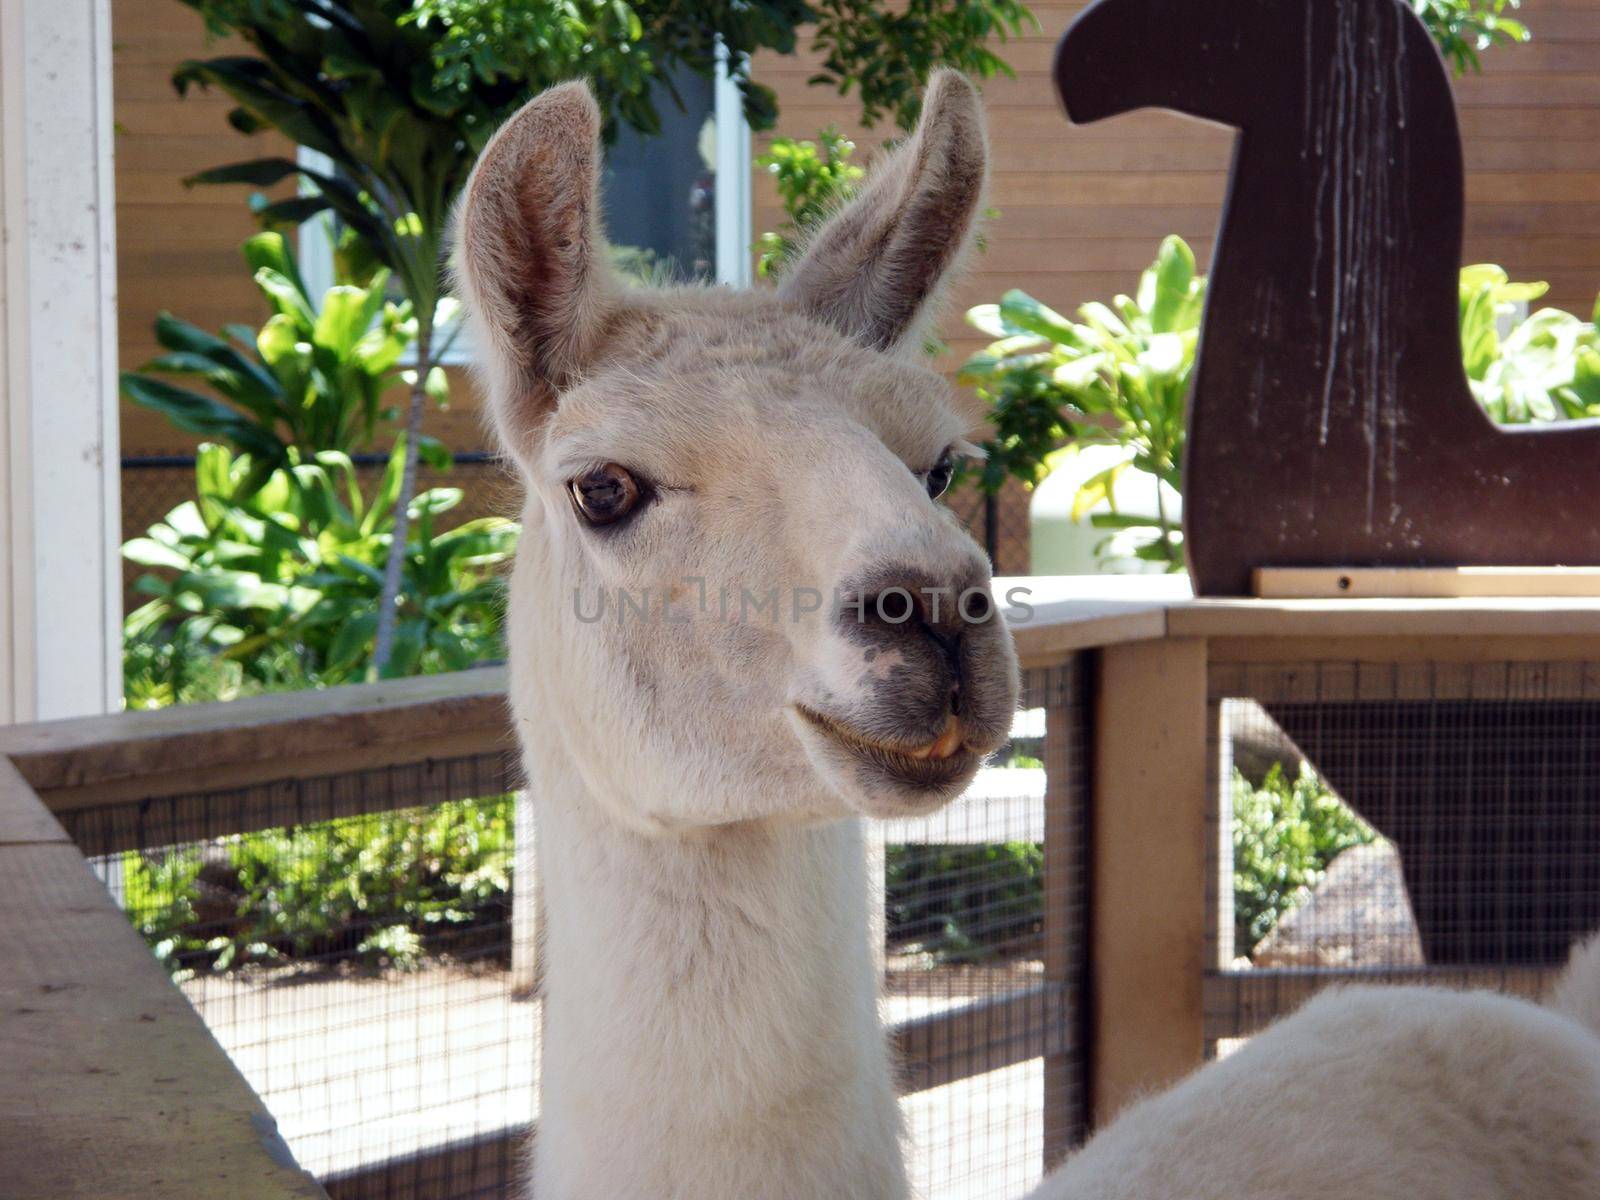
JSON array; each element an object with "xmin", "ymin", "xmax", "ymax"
[{"xmin": 0, "ymin": 0, "xmax": 122, "ymax": 723}]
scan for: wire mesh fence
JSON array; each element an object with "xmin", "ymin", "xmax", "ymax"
[
  {"xmin": 56, "ymin": 658, "xmax": 1091, "ymax": 1199},
  {"xmin": 889, "ymin": 659, "xmax": 1091, "ymax": 1197},
  {"xmin": 945, "ymin": 482, "xmax": 1034, "ymax": 578},
  {"xmin": 1205, "ymin": 659, "xmax": 1599, "ymax": 1050}
]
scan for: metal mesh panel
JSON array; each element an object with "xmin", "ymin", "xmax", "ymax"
[
  {"xmin": 945, "ymin": 482, "xmax": 1034, "ymax": 577},
  {"xmin": 56, "ymin": 661, "xmax": 1091, "ymax": 1198},
  {"xmin": 59, "ymin": 753, "xmax": 531, "ymax": 1200},
  {"xmin": 892, "ymin": 658, "xmax": 1091, "ymax": 1198},
  {"xmin": 1205, "ymin": 660, "xmax": 1597, "ymax": 1050}
]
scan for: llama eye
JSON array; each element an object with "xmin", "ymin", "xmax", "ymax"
[
  {"xmin": 923, "ymin": 449, "xmax": 955, "ymax": 500},
  {"xmin": 570, "ymin": 464, "xmax": 642, "ymax": 526}
]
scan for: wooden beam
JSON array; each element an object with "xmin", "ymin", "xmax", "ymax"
[
  {"xmin": 0, "ymin": 777, "xmax": 326, "ymax": 1198},
  {"xmin": 322, "ymin": 1128, "xmax": 527, "ymax": 1200},
  {"xmin": 891, "ymin": 983, "xmax": 1070, "ymax": 1095},
  {"xmin": 0, "ymin": 754, "xmax": 68, "ymax": 845},
  {"xmin": 1206, "ymin": 634, "xmax": 1600, "ymax": 668},
  {"xmin": 1255, "ymin": 565, "xmax": 1600, "ymax": 599},
  {"xmin": 1089, "ymin": 637, "xmax": 1209, "ymax": 1126},
  {"xmin": 1041, "ymin": 686, "xmax": 1087, "ymax": 1166},
  {"xmin": 0, "ymin": 666, "xmax": 513, "ymax": 800},
  {"xmin": 1171, "ymin": 597, "xmax": 1600, "ymax": 640},
  {"xmin": 1203, "ymin": 965, "xmax": 1555, "ymax": 1041}
]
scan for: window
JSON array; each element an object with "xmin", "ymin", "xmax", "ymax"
[{"xmin": 297, "ymin": 50, "xmax": 752, "ymax": 365}]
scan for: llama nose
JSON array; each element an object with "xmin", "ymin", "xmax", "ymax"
[{"xmin": 836, "ymin": 565, "xmax": 995, "ymax": 711}]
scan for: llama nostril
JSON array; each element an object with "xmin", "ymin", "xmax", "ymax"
[{"xmin": 958, "ymin": 587, "xmax": 994, "ymax": 625}]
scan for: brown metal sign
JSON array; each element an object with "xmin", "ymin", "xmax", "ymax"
[{"xmin": 1056, "ymin": 0, "xmax": 1600, "ymax": 597}]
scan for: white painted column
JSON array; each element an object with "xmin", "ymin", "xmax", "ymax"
[
  {"xmin": 0, "ymin": 0, "xmax": 122, "ymax": 723},
  {"xmin": 713, "ymin": 42, "xmax": 753, "ymax": 289}
]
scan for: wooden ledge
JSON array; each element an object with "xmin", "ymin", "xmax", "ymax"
[
  {"xmin": 0, "ymin": 666, "xmax": 513, "ymax": 801},
  {"xmin": 0, "ymin": 771, "xmax": 327, "ymax": 1199}
]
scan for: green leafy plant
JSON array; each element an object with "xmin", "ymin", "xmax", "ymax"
[
  {"xmin": 1460, "ymin": 265, "xmax": 1600, "ymax": 424},
  {"xmin": 123, "ymin": 440, "xmax": 516, "ymax": 700},
  {"xmin": 961, "ymin": 235, "xmax": 1202, "ymax": 570},
  {"xmin": 121, "ymin": 233, "xmax": 438, "ymax": 496},
  {"xmin": 1232, "ymin": 763, "xmax": 1376, "ymax": 955},
  {"xmin": 1411, "ymin": 0, "xmax": 1528, "ymax": 76},
  {"xmin": 124, "ymin": 796, "xmax": 514, "ymax": 979},
  {"xmin": 755, "ymin": 127, "xmax": 867, "ymax": 278},
  {"xmin": 886, "ymin": 842, "xmax": 1044, "ymax": 964}
]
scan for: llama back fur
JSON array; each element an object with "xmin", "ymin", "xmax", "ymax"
[
  {"xmin": 1027, "ymin": 941, "xmax": 1600, "ymax": 1200},
  {"xmin": 1548, "ymin": 931, "xmax": 1600, "ymax": 1038}
]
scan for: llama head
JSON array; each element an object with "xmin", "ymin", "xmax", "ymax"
[{"xmin": 454, "ymin": 72, "xmax": 1018, "ymax": 829}]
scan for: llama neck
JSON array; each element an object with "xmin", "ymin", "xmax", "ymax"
[{"xmin": 530, "ymin": 756, "xmax": 908, "ymax": 1200}]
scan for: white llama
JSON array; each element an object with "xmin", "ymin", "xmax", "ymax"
[
  {"xmin": 1023, "ymin": 936, "xmax": 1600, "ymax": 1200},
  {"xmin": 455, "ymin": 66, "xmax": 1600, "ymax": 1200},
  {"xmin": 454, "ymin": 72, "xmax": 1017, "ymax": 1200}
]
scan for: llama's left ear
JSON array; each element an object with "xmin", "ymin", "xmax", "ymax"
[
  {"xmin": 452, "ymin": 81, "xmax": 617, "ymax": 468},
  {"xmin": 778, "ymin": 71, "xmax": 988, "ymax": 354}
]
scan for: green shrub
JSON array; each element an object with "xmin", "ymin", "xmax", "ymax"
[
  {"xmin": 960, "ymin": 235, "xmax": 1201, "ymax": 571},
  {"xmin": 125, "ymin": 796, "xmax": 514, "ymax": 979},
  {"xmin": 754, "ymin": 128, "xmax": 866, "ymax": 278},
  {"xmin": 121, "ymin": 233, "xmax": 445, "ymax": 496},
  {"xmin": 1460, "ymin": 265, "xmax": 1600, "ymax": 424},
  {"xmin": 1411, "ymin": 0, "xmax": 1528, "ymax": 75},
  {"xmin": 1231, "ymin": 763, "xmax": 1376, "ymax": 955},
  {"xmin": 963, "ymin": 241, "xmax": 1600, "ymax": 572},
  {"xmin": 886, "ymin": 842, "xmax": 1044, "ymax": 963},
  {"xmin": 123, "ymin": 440, "xmax": 516, "ymax": 702}
]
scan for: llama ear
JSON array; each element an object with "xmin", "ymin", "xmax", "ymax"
[
  {"xmin": 453, "ymin": 81, "xmax": 617, "ymax": 465},
  {"xmin": 777, "ymin": 71, "xmax": 988, "ymax": 354}
]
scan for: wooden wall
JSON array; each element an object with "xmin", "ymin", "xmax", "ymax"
[
  {"xmin": 752, "ymin": 0, "xmax": 1600, "ymax": 374},
  {"xmin": 111, "ymin": 0, "xmax": 1600, "ymax": 569}
]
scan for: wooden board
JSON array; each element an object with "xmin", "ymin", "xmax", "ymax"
[
  {"xmin": 0, "ymin": 757, "xmax": 69, "ymax": 846},
  {"xmin": 1089, "ymin": 637, "xmax": 1209, "ymax": 1124},
  {"xmin": 1255, "ymin": 565, "xmax": 1600, "ymax": 599},
  {"xmin": 1170, "ymin": 597, "xmax": 1600, "ymax": 639},
  {"xmin": 0, "ymin": 666, "xmax": 512, "ymax": 799},
  {"xmin": 0, "ymin": 839, "xmax": 327, "ymax": 1199}
]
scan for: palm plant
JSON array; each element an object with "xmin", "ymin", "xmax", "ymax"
[{"xmin": 121, "ymin": 232, "xmax": 434, "ymax": 496}]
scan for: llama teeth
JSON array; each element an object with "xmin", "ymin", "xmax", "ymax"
[{"xmin": 922, "ymin": 721, "xmax": 963, "ymax": 761}]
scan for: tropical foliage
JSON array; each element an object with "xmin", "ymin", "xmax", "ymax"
[
  {"xmin": 754, "ymin": 128, "xmax": 865, "ymax": 278},
  {"xmin": 121, "ymin": 233, "xmax": 448, "ymax": 496},
  {"xmin": 1411, "ymin": 0, "xmax": 1528, "ymax": 75},
  {"xmin": 1460, "ymin": 265, "xmax": 1600, "ymax": 424},
  {"xmin": 123, "ymin": 441, "xmax": 515, "ymax": 705},
  {"xmin": 961, "ymin": 235, "xmax": 1201, "ymax": 570}
]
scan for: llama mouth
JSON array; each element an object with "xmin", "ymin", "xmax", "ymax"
[{"xmin": 793, "ymin": 704, "xmax": 978, "ymax": 790}]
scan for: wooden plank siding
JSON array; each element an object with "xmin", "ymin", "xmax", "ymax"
[
  {"xmin": 752, "ymin": 0, "xmax": 1600, "ymax": 378},
  {"xmin": 111, "ymin": 0, "xmax": 1600, "ymax": 579}
]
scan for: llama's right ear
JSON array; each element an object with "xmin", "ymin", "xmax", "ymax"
[{"xmin": 453, "ymin": 82, "xmax": 616, "ymax": 467}]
